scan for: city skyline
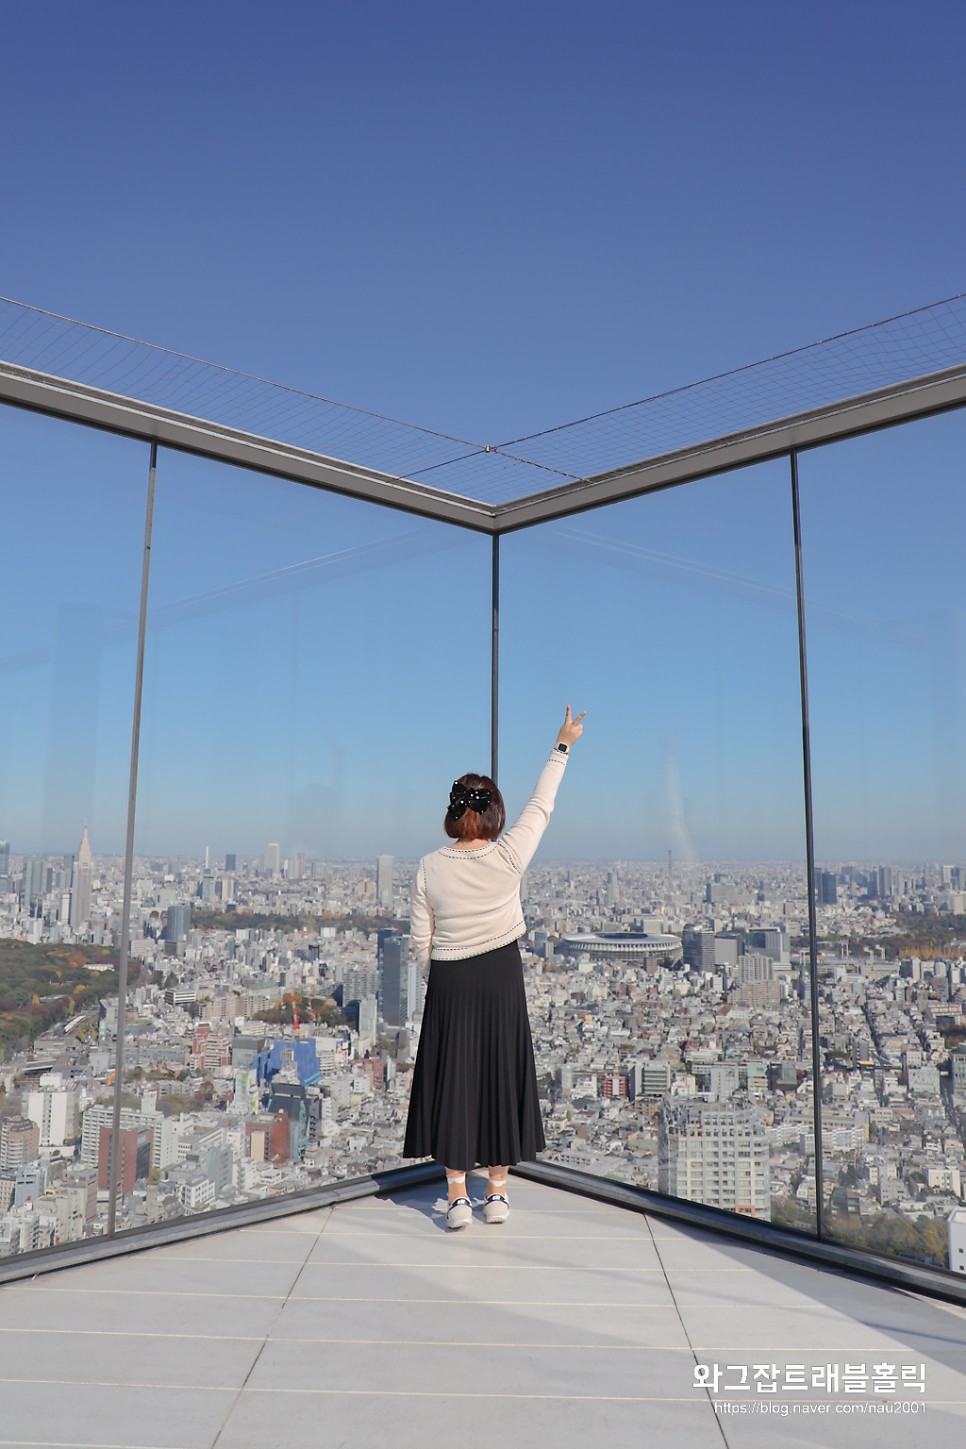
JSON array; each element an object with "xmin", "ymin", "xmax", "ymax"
[{"xmin": 4, "ymin": 846, "xmax": 966, "ymax": 1274}]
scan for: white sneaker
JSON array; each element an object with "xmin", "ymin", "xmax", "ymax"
[
  {"xmin": 446, "ymin": 1195, "xmax": 472, "ymax": 1230},
  {"xmin": 482, "ymin": 1188, "xmax": 509, "ymax": 1225}
]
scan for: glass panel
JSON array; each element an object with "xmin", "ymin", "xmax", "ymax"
[
  {"xmin": 120, "ymin": 448, "xmax": 489, "ymax": 1231},
  {"xmin": 798, "ymin": 410, "xmax": 966, "ymax": 1275},
  {"xmin": 500, "ymin": 460, "xmax": 816, "ymax": 1233},
  {"xmin": 0, "ymin": 403, "xmax": 148, "ymax": 1259}
]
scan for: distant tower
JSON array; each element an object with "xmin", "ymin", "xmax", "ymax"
[
  {"xmin": 263, "ymin": 842, "xmax": 280, "ymax": 877},
  {"xmin": 21, "ymin": 855, "xmax": 47, "ymax": 914},
  {"xmin": 379, "ymin": 931, "xmax": 409, "ymax": 1027},
  {"xmin": 70, "ymin": 824, "xmax": 93, "ymax": 929},
  {"xmin": 377, "ymin": 855, "xmax": 394, "ymax": 909},
  {"xmin": 817, "ymin": 870, "xmax": 837, "ymax": 906},
  {"xmin": 0, "ymin": 840, "xmax": 10, "ymax": 879}
]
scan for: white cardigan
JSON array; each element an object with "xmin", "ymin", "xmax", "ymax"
[{"xmin": 410, "ymin": 747, "xmax": 569, "ymax": 979}]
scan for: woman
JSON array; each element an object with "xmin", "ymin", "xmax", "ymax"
[{"xmin": 403, "ymin": 705, "xmax": 586, "ymax": 1229}]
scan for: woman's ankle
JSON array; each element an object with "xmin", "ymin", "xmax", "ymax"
[{"xmin": 445, "ymin": 1169, "xmax": 467, "ymax": 1204}]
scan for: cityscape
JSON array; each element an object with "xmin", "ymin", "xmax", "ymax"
[{"xmin": 2, "ymin": 829, "xmax": 965, "ymax": 1276}]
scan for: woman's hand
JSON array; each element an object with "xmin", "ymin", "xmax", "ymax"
[{"xmin": 556, "ymin": 705, "xmax": 586, "ymax": 749}]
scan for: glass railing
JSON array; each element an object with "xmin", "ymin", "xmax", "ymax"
[
  {"xmin": 501, "ymin": 461, "xmax": 816, "ymax": 1236},
  {"xmin": 1, "ymin": 377, "xmax": 965, "ymax": 1287},
  {"xmin": 0, "ymin": 405, "xmax": 148, "ymax": 1257},
  {"xmin": 797, "ymin": 410, "xmax": 966, "ymax": 1274}
]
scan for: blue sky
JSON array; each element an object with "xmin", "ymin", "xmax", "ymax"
[
  {"xmin": 3, "ymin": 2, "xmax": 966, "ymax": 438},
  {"xmin": 1, "ymin": 2, "xmax": 965, "ymax": 861}
]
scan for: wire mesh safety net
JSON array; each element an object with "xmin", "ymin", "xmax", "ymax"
[{"xmin": 2, "ymin": 292, "xmax": 966, "ymax": 507}]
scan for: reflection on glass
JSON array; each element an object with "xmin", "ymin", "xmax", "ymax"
[
  {"xmin": 116, "ymin": 448, "xmax": 490, "ymax": 1231},
  {"xmin": 0, "ymin": 404, "xmax": 148, "ymax": 1258},
  {"xmin": 798, "ymin": 411, "xmax": 966, "ymax": 1275},
  {"xmin": 499, "ymin": 461, "xmax": 815, "ymax": 1233}
]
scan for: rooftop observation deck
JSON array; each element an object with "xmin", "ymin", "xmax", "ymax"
[{"xmin": 1, "ymin": 1173, "xmax": 964, "ymax": 1449}]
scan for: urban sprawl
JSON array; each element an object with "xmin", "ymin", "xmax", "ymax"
[{"xmin": 2, "ymin": 834, "xmax": 966, "ymax": 1273}]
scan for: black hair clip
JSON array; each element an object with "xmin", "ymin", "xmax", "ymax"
[{"xmin": 447, "ymin": 781, "xmax": 492, "ymax": 820}]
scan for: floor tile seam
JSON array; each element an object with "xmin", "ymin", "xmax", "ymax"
[
  {"xmin": 202, "ymin": 1253, "xmax": 668, "ymax": 1264},
  {"xmin": 349, "ymin": 1206, "xmax": 636, "ymax": 1215},
  {"xmin": 0, "ymin": 1334, "xmax": 706, "ymax": 1350},
  {"xmin": 231, "ymin": 1386, "xmax": 719, "ymax": 1402},
  {"xmin": 301, "ymin": 1264, "xmax": 669, "ymax": 1272},
  {"xmin": 232, "ymin": 1336, "xmax": 966, "ymax": 1356},
  {"xmin": 204, "ymin": 1199, "xmax": 333, "ymax": 1449},
  {"xmin": 286, "ymin": 1304, "xmax": 695, "ymax": 1315},
  {"xmin": 207, "ymin": 1206, "xmax": 332, "ymax": 1449},
  {"xmin": 0, "ymin": 1441, "xmax": 194, "ymax": 1449},
  {"xmin": 642, "ymin": 1212, "xmax": 733, "ymax": 1448},
  {"xmin": 141, "ymin": 1256, "xmax": 321, "ymax": 1266},
  {"xmin": 4, "ymin": 1287, "xmax": 288, "ymax": 1300},
  {"xmin": 0, "ymin": 1327, "xmax": 263, "ymax": 1341},
  {"xmin": 251, "ymin": 1338, "xmax": 965, "ymax": 1358},
  {"xmin": 0, "ymin": 1377, "xmax": 238, "ymax": 1392},
  {"xmin": 151, "ymin": 1254, "xmax": 665, "ymax": 1265},
  {"xmin": 354, "ymin": 1205, "xmax": 634, "ymax": 1217},
  {"xmin": 265, "ymin": 1337, "xmax": 691, "ymax": 1349},
  {"xmin": 322, "ymin": 1231, "xmax": 653, "ymax": 1240}
]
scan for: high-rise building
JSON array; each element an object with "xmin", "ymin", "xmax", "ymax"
[
  {"xmin": 343, "ymin": 967, "xmax": 380, "ymax": 1002},
  {"xmin": 871, "ymin": 865, "xmax": 895, "ymax": 899},
  {"xmin": 96, "ymin": 1126, "xmax": 153, "ymax": 1193},
  {"xmin": 379, "ymin": 930, "xmax": 410, "ymax": 1026},
  {"xmin": 407, "ymin": 958, "xmax": 425, "ymax": 1019},
  {"xmin": 746, "ymin": 928, "xmax": 789, "ymax": 964},
  {"xmin": 658, "ymin": 1099, "xmax": 771, "ymax": 1220},
  {"xmin": 23, "ymin": 1077, "xmax": 80, "ymax": 1147},
  {"xmin": 817, "ymin": 870, "xmax": 837, "ymax": 905},
  {"xmin": 81, "ymin": 1104, "xmax": 176, "ymax": 1174},
  {"xmin": 951, "ymin": 1045, "xmax": 966, "ymax": 1097},
  {"xmin": 165, "ymin": 903, "xmax": 191, "ymax": 942},
  {"xmin": 0, "ymin": 839, "xmax": 11, "ymax": 883},
  {"xmin": 377, "ymin": 854, "xmax": 394, "ymax": 908},
  {"xmin": 358, "ymin": 995, "xmax": 378, "ymax": 1042},
  {"xmin": 682, "ymin": 925, "xmax": 716, "ymax": 973},
  {"xmin": 69, "ymin": 824, "xmax": 92, "ymax": 929},
  {"xmin": 735, "ymin": 978, "xmax": 781, "ymax": 1007},
  {"xmin": 21, "ymin": 855, "xmax": 47, "ymax": 914},
  {"xmin": 263, "ymin": 842, "xmax": 280, "ymax": 877},
  {"xmin": 224, "ymin": 853, "xmax": 237, "ymax": 873},
  {"xmin": 0, "ymin": 1117, "xmax": 41, "ymax": 1171},
  {"xmin": 737, "ymin": 952, "xmax": 773, "ymax": 983}
]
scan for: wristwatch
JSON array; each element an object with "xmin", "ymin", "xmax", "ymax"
[{"xmin": 556, "ymin": 742, "xmax": 568, "ymax": 754}]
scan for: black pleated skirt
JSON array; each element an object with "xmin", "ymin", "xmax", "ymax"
[{"xmin": 402, "ymin": 938, "xmax": 546, "ymax": 1171}]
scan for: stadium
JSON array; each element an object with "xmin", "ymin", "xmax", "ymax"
[{"xmin": 557, "ymin": 931, "xmax": 683, "ymax": 963}]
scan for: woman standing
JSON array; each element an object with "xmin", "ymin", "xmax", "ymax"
[{"xmin": 403, "ymin": 706, "xmax": 586, "ymax": 1229}]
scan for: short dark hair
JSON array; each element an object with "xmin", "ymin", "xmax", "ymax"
[{"xmin": 444, "ymin": 773, "xmax": 506, "ymax": 841}]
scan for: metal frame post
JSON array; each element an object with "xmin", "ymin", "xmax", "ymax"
[
  {"xmin": 490, "ymin": 535, "xmax": 499, "ymax": 782},
  {"xmin": 790, "ymin": 450, "xmax": 826, "ymax": 1239},
  {"xmin": 107, "ymin": 441, "xmax": 157, "ymax": 1236}
]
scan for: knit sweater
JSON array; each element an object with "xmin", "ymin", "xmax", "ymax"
[{"xmin": 410, "ymin": 747, "xmax": 569, "ymax": 979}]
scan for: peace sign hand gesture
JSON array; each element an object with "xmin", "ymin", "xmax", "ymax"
[{"xmin": 556, "ymin": 705, "xmax": 587, "ymax": 749}]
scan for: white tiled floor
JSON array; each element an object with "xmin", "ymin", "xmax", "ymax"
[{"xmin": 0, "ymin": 1174, "xmax": 964, "ymax": 1449}]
